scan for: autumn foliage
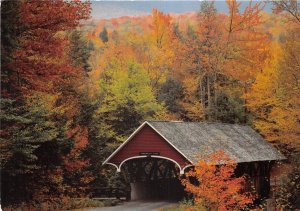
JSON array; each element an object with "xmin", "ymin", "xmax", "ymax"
[
  {"xmin": 3, "ymin": 0, "xmax": 90, "ymax": 95},
  {"xmin": 1, "ymin": 0, "xmax": 92, "ymax": 207},
  {"xmin": 1, "ymin": 0, "xmax": 300, "ymax": 209},
  {"xmin": 181, "ymin": 151, "xmax": 255, "ymax": 211}
]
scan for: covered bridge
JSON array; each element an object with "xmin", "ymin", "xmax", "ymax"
[{"xmin": 103, "ymin": 121, "xmax": 285, "ymax": 200}]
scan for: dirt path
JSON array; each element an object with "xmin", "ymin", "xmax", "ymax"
[{"xmin": 79, "ymin": 201, "xmax": 177, "ymax": 211}]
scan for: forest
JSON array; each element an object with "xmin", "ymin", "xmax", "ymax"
[{"xmin": 1, "ymin": 0, "xmax": 299, "ymax": 210}]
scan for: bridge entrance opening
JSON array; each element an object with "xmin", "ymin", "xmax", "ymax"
[{"xmin": 121, "ymin": 157, "xmax": 185, "ymax": 201}]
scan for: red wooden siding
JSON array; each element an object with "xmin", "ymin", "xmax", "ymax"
[{"xmin": 109, "ymin": 125, "xmax": 191, "ymax": 167}]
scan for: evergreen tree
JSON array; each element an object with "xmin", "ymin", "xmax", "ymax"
[
  {"xmin": 210, "ymin": 91, "xmax": 247, "ymax": 123},
  {"xmin": 1, "ymin": 0, "xmax": 21, "ymax": 96},
  {"xmin": 69, "ymin": 30, "xmax": 91, "ymax": 73},
  {"xmin": 99, "ymin": 27, "xmax": 109, "ymax": 43},
  {"xmin": 158, "ymin": 77, "xmax": 184, "ymax": 116},
  {"xmin": 1, "ymin": 96, "xmax": 69, "ymax": 205}
]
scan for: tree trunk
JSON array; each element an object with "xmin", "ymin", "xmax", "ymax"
[
  {"xmin": 214, "ymin": 72, "xmax": 217, "ymax": 106},
  {"xmin": 207, "ymin": 76, "xmax": 211, "ymax": 120},
  {"xmin": 244, "ymin": 83, "xmax": 248, "ymax": 123},
  {"xmin": 199, "ymin": 76, "xmax": 204, "ymax": 108}
]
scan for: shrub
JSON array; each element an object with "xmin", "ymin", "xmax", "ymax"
[
  {"xmin": 2, "ymin": 198, "xmax": 121, "ymax": 211},
  {"xmin": 181, "ymin": 151, "xmax": 256, "ymax": 211}
]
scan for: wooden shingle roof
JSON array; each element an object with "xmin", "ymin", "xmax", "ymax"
[{"xmin": 147, "ymin": 121, "xmax": 285, "ymax": 163}]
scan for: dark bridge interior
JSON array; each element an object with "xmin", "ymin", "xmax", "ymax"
[{"xmin": 121, "ymin": 157, "xmax": 185, "ymax": 201}]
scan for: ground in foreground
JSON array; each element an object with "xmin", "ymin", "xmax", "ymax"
[{"xmin": 76, "ymin": 200, "xmax": 178, "ymax": 211}]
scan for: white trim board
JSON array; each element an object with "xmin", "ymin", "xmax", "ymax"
[{"xmin": 106, "ymin": 155, "xmax": 192, "ymax": 175}]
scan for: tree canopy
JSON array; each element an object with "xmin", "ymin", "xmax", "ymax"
[{"xmin": 1, "ymin": 0, "xmax": 299, "ymax": 209}]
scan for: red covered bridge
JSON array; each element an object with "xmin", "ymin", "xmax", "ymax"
[{"xmin": 103, "ymin": 121, "xmax": 285, "ymax": 200}]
